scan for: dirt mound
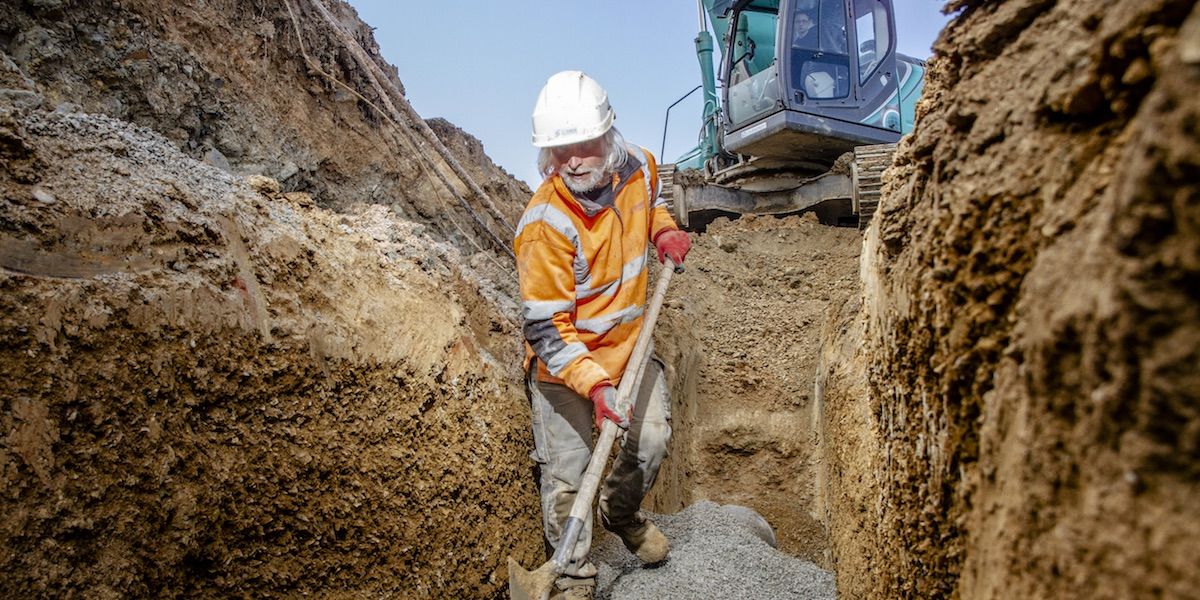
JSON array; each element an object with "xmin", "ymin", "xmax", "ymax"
[
  {"xmin": 0, "ymin": 101, "xmax": 532, "ymax": 596},
  {"xmin": 652, "ymin": 213, "xmax": 862, "ymax": 565},
  {"xmin": 0, "ymin": 0, "xmax": 526, "ymax": 258},
  {"xmin": 425, "ymin": 117, "xmax": 527, "ymax": 227},
  {"xmin": 819, "ymin": 0, "xmax": 1200, "ymax": 598}
]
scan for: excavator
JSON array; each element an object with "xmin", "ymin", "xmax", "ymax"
[{"xmin": 664, "ymin": 0, "xmax": 927, "ymax": 228}]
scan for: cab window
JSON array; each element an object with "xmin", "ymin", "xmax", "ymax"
[
  {"xmin": 726, "ymin": 7, "xmax": 783, "ymax": 126},
  {"xmin": 789, "ymin": 0, "xmax": 849, "ymax": 100},
  {"xmin": 854, "ymin": 0, "xmax": 890, "ymax": 84}
]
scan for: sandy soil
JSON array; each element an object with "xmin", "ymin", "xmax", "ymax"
[
  {"xmin": 0, "ymin": 0, "xmax": 525, "ymax": 257},
  {"xmin": 0, "ymin": 103, "xmax": 538, "ymax": 598},
  {"xmin": 1, "ymin": 1, "xmax": 538, "ymax": 597},
  {"xmin": 651, "ymin": 213, "xmax": 862, "ymax": 566},
  {"xmin": 819, "ymin": 0, "xmax": 1200, "ymax": 597}
]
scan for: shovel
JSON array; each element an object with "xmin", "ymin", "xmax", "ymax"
[{"xmin": 507, "ymin": 258, "xmax": 683, "ymax": 600}]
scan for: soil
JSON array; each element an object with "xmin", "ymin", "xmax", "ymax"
[
  {"xmin": 3, "ymin": 0, "xmax": 1198, "ymax": 598},
  {"xmin": 0, "ymin": 103, "xmax": 538, "ymax": 598},
  {"xmin": 1, "ymin": 1, "xmax": 536, "ymax": 597},
  {"xmin": 650, "ymin": 213, "xmax": 863, "ymax": 567},
  {"xmin": 0, "ymin": 0, "xmax": 525, "ymax": 258},
  {"xmin": 818, "ymin": 0, "xmax": 1200, "ymax": 598}
]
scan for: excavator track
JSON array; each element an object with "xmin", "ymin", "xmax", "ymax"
[
  {"xmin": 658, "ymin": 163, "xmax": 682, "ymax": 226},
  {"xmin": 662, "ymin": 143, "xmax": 897, "ymax": 230},
  {"xmin": 850, "ymin": 143, "xmax": 896, "ymax": 229},
  {"xmin": 659, "ymin": 163, "xmax": 677, "ymax": 202}
]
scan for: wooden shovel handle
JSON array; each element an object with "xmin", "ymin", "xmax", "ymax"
[{"xmin": 562, "ymin": 258, "xmax": 677, "ymax": 532}]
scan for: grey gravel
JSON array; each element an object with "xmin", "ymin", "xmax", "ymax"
[{"xmin": 591, "ymin": 501, "xmax": 836, "ymax": 600}]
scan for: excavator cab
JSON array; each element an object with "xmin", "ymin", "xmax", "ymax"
[
  {"xmin": 709, "ymin": 0, "xmax": 922, "ymax": 178},
  {"xmin": 665, "ymin": 0, "xmax": 925, "ymax": 228}
]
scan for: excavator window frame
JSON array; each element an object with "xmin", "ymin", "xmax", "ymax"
[
  {"xmin": 852, "ymin": 0, "xmax": 893, "ymax": 86},
  {"xmin": 722, "ymin": 1, "xmax": 786, "ymax": 130},
  {"xmin": 782, "ymin": 0, "xmax": 853, "ymax": 105}
]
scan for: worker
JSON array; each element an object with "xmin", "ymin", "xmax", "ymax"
[
  {"xmin": 792, "ymin": 10, "xmax": 819, "ymax": 48},
  {"xmin": 515, "ymin": 70, "xmax": 691, "ymax": 600}
]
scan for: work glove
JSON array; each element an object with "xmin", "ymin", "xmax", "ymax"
[
  {"xmin": 653, "ymin": 229, "xmax": 691, "ymax": 267},
  {"xmin": 588, "ymin": 382, "xmax": 630, "ymax": 430}
]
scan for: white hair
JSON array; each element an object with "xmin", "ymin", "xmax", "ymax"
[{"xmin": 537, "ymin": 127, "xmax": 629, "ymax": 181}]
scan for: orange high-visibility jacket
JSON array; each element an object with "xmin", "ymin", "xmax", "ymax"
[{"xmin": 514, "ymin": 146, "xmax": 679, "ymax": 397}]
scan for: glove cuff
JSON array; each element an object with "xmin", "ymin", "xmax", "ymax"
[
  {"xmin": 588, "ymin": 381, "xmax": 613, "ymax": 403},
  {"xmin": 653, "ymin": 228, "xmax": 680, "ymax": 244}
]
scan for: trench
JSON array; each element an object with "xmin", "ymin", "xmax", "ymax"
[
  {"xmin": 0, "ymin": 0, "xmax": 864, "ymax": 593},
  {"xmin": 647, "ymin": 213, "xmax": 863, "ymax": 567},
  {"xmin": 6, "ymin": 0, "xmax": 1199, "ymax": 598}
]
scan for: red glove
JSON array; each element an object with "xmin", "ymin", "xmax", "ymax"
[
  {"xmin": 654, "ymin": 229, "xmax": 691, "ymax": 266},
  {"xmin": 588, "ymin": 382, "xmax": 630, "ymax": 429}
]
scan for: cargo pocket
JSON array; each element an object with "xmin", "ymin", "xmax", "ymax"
[{"xmin": 650, "ymin": 356, "xmax": 672, "ymax": 422}]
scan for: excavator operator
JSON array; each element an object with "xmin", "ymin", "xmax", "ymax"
[{"xmin": 514, "ymin": 70, "xmax": 691, "ymax": 600}]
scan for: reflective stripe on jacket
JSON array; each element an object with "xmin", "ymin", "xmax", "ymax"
[{"xmin": 514, "ymin": 145, "xmax": 679, "ymax": 397}]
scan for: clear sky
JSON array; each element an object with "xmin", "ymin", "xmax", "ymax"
[{"xmin": 347, "ymin": 1, "xmax": 951, "ymax": 189}]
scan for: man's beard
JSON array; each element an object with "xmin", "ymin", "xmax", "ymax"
[{"xmin": 560, "ymin": 166, "xmax": 610, "ymax": 194}]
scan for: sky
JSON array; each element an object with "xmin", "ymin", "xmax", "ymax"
[{"xmin": 347, "ymin": 1, "xmax": 952, "ymax": 189}]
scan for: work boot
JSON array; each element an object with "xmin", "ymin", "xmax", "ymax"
[
  {"xmin": 603, "ymin": 511, "xmax": 670, "ymax": 564},
  {"xmin": 550, "ymin": 579, "xmax": 594, "ymax": 600}
]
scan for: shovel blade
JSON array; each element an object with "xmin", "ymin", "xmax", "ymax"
[{"xmin": 507, "ymin": 556, "xmax": 556, "ymax": 600}]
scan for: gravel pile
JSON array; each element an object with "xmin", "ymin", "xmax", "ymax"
[{"xmin": 592, "ymin": 501, "xmax": 836, "ymax": 599}]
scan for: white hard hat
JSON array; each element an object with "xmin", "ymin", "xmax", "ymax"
[{"xmin": 531, "ymin": 70, "xmax": 615, "ymax": 147}]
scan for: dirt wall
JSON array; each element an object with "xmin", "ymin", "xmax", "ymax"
[
  {"xmin": 0, "ymin": 1, "xmax": 543, "ymax": 597},
  {"xmin": 819, "ymin": 0, "xmax": 1200, "ymax": 597},
  {"xmin": 0, "ymin": 0, "xmax": 525, "ymax": 255},
  {"xmin": 0, "ymin": 103, "xmax": 537, "ymax": 598}
]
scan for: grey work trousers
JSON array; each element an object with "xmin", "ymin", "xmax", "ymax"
[{"xmin": 525, "ymin": 358, "xmax": 672, "ymax": 581}]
